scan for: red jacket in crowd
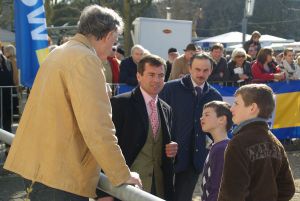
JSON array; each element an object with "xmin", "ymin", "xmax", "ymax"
[
  {"xmin": 251, "ymin": 60, "xmax": 281, "ymax": 82},
  {"xmin": 107, "ymin": 56, "xmax": 120, "ymax": 83}
]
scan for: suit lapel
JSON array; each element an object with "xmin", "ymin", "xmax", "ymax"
[
  {"xmin": 132, "ymin": 87, "xmax": 149, "ymax": 133},
  {"xmin": 158, "ymin": 99, "xmax": 171, "ymax": 141}
]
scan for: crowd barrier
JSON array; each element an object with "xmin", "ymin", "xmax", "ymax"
[
  {"xmin": 0, "ymin": 86, "xmax": 21, "ymax": 132},
  {"xmin": 109, "ymin": 80, "xmax": 300, "ymax": 140},
  {"xmin": 1, "ymin": 81, "xmax": 300, "ymax": 140}
]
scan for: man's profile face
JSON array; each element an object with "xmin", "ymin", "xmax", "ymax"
[
  {"xmin": 189, "ymin": 58, "xmax": 212, "ymax": 86},
  {"xmin": 101, "ymin": 30, "xmax": 119, "ymax": 58},
  {"xmin": 137, "ymin": 63, "xmax": 165, "ymax": 98}
]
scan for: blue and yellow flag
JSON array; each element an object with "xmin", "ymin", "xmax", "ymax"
[
  {"xmin": 118, "ymin": 81, "xmax": 300, "ymax": 139},
  {"xmin": 213, "ymin": 81, "xmax": 300, "ymax": 139},
  {"xmin": 14, "ymin": 0, "xmax": 49, "ymax": 87}
]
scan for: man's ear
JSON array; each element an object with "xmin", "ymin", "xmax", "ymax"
[
  {"xmin": 136, "ymin": 72, "xmax": 141, "ymax": 82},
  {"xmin": 101, "ymin": 30, "xmax": 113, "ymax": 42}
]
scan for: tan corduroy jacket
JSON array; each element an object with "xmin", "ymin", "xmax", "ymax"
[{"xmin": 4, "ymin": 34, "xmax": 130, "ymax": 198}]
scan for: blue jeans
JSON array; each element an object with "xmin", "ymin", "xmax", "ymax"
[{"xmin": 24, "ymin": 179, "xmax": 89, "ymax": 201}]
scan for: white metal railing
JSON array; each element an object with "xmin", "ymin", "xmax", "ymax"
[{"xmin": 0, "ymin": 128, "xmax": 164, "ymax": 201}]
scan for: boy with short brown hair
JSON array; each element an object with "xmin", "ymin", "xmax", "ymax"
[
  {"xmin": 200, "ymin": 101, "xmax": 233, "ymax": 201},
  {"xmin": 218, "ymin": 84, "xmax": 295, "ymax": 201}
]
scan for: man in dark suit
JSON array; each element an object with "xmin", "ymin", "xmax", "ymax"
[{"xmin": 99, "ymin": 54, "xmax": 178, "ymax": 201}]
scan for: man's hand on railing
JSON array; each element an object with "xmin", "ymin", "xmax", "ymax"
[{"xmin": 125, "ymin": 172, "xmax": 143, "ymax": 189}]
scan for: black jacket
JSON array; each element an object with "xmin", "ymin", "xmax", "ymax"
[
  {"xmin": 227, "ymin": 60, "xmax": 253, "ymax": 85},
  {"xmin": 208, "ymin": 57, "xmax": 230, "ymax": 82},
  {"xmin": 243, "ymin": 39, "xmax": 261, "ymax": 54},
  {"xmin": 111, "ymin": 87, "xmax": 174, "ymax": 200},
  {"xmin": 119, "ymin": 56, "xmax": 138, "ymax": 86}
]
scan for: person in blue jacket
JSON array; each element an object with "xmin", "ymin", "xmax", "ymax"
[{"xmin": 160, "ymin": 53, "xmax": 222, "ymax": 201}]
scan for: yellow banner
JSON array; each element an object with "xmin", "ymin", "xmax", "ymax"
[{"xmin": 273, "ymin": 92, "xmax": 300, "ymax": 129}]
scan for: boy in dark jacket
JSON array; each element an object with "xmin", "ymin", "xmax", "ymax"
[
  {"xmin": 218, "ymin": 84, "xmax": 295, "ymax": 201},
  {"xmin": 200, "ymin": 101, "xmax": 233, "ymax": 201}
]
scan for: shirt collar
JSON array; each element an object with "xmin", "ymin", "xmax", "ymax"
[
  {"xmin": 140, "ymin": 87, "xmax": 158, "ymax": 105},
  {"xmin": 232, "ymin": 117, "xmax": 268, "ymax": 135},
  {"xmin": 191, "ymin": 78, "xmax": 205, "ymax": 90}
]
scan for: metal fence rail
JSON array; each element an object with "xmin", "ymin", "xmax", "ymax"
[
  {"xmin": 0, "ymin": 86, "xmax": 22, "ymax": 132},
  {"xmin": 0, "ymin": 128, "xmax": 164, "ymax": 201}
]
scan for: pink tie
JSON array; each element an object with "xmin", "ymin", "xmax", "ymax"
[{"xmin": 149, "ymin": 99, "xmax": 159, "ymax": 138}]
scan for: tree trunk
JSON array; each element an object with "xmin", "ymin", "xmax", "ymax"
[{"xmin": 123, "ymin": 0, "xmax": 132, "ymax": 57}]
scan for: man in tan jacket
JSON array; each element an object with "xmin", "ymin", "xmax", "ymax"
[{"xmin": 4, "ymin": 5, "xmax": 141, "ymax": 201}]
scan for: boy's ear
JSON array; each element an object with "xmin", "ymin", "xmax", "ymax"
[
  {"xmin": 218, "ymin": 115, "xmax": 227, "ymax": 126},
  {"xmin": 250, "ymin": 103, "xmax": 260, "ymax": 116}
]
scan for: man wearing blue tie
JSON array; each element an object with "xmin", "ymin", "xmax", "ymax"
[{"xmin": 160, "ymin": 53, "xmax": 223, "ymax": 201}]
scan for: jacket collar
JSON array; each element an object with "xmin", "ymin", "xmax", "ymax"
[
  {"xmin": 71, "ymin": 33, "xmax": 94, "ymax": 52},
  {"xmin": 232, "ymin": 117, "xmax": 268, "ymax": 135},
  {"xmin": 180, "ymin": 74, "xmax": 210, "ymax": 95}
]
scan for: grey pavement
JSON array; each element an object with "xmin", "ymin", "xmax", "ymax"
[{"xmin": 0, "ymin": 149, "xmax": 299, "ymax": 201}]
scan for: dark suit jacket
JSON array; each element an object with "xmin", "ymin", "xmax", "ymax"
[{"xmin": 111, "ymin": 87, "xmax": 174, "ymax": 200}]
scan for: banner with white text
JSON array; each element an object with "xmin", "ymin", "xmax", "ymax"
[{"xmin": 14, "ymin": 0, "xmax": 49, "ymax": 87}]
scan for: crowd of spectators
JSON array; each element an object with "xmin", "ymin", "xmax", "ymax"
[
  {"xmin": 93, "ymin": 30, "xmax": 300, "ymax": 88},
  {"xmin": 1, "ymin": 30, "xmax": 300, "ymax": 134},
  {"xmin": 0, "ymin": 8, "xmax": 297, "ymax": 200}
]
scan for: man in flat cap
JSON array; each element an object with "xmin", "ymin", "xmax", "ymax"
[
  {"xmin": 169, "ymin": 43, "xmax": 201, "ymax": 80},
  {"xmin": 165, "ymin": 48, "xmax": 179, "ymax": 81}
]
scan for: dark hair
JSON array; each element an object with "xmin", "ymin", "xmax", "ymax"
[
  {"xmin": 190, "ymin": 53, "xmax": 214, "ymax": 69},
  {"xmin": 211, "ymin": 43, "xmax": 224, "ymax": 51},
  {"xmin": 235, "ymin": 84, "xmax": 275, "ymax": 119},
  {"xmin": 203, "ymin": 101, "xmax": 233, "ymax": 131},
  {"xmin": 137, "ymin": 54, "xmax": 166, "ymax": 75},
  {"xmin": 117, "ymin": 47, "xmax": 125, "ymax": 56},
  {"xmin": 168, "ymin": 47, "xmax": 178, "ymax": 54},
  {"xmin": 257, "ymin": 48, "xmax": 273, "ymax": 64},
  {"xmin": 78, "ymin": 5, "xmax": 123, "ymax": 40}
]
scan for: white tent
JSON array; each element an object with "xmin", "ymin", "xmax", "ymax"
[
  {"xmin": 195, "ymin": 31, "xmax": 293, "ymax": 49},
  {"xmin": 283, "ymin": 42, "xmax": 300, "ymax": 51},
  {"xmin": 197, "ymin": 31, "xmax": 251, "ymax": 44},
  {"xmin": 227, "ymin": 42, "xmax": 290, "ymax": 52},
  {"xmin": 260, "ymin": 34, "xmax": 288, "ymax": 43},
  {"xmin": 0, "ymin": 28, "xmax": 15, "ymax": 43}
]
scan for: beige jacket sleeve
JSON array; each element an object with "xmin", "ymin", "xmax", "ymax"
[{"xmin": 67, "ymin": 54, "xmax": 130, "ymax": 186}]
